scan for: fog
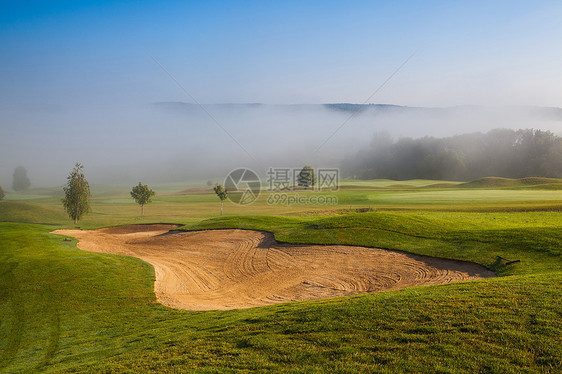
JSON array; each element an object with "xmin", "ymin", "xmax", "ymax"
[
  {"xmin": 1, "ymin": 101, "xmax": 561, "ymax": 189},
  {"xmin": 3, "ymin": 1, "xmax": 562, "ymax": 190}
]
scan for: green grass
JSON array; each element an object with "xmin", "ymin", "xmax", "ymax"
[
  {"xmin": 339, "ymin": 179, "xmax": 462, "ymax": 189},
  {"xmin": 371, "ymin": 190, "xmax": 562, "ymax": 204},
  {"xmin": 457, "ymin": 177, "xmax": 562, "ymax": 189},
  {"xmin": 1, "ymin": 180, "xmax": 561, "ymax": 373},
  {"xmin": 185, "ymin": 211, "xmax": 561, "ymax": 276}
]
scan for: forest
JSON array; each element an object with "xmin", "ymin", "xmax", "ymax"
[{"xmin": 342, "ymin": 129, "xmax": 562, "ymax": 180}]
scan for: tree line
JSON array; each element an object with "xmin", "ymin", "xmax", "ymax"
[{"xmin": 342, "ymin": 129, "xmax": 562, "ymax": 181}]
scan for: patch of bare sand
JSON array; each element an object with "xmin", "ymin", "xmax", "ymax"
[{"xmin": 52, "ymin": 225, "xmax": 494, "ymax": 310}]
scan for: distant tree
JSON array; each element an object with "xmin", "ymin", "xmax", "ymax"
[
  {"xmin": 12, "ymin": 166, "xmax": 31, "ymax": 191},
  {"xmin": 343, "ymin": 129, "xmax": 562, "ymax": 180},
  {"xmin": 62, "ymin": 163, "xmax": 91, "ymax": 224},
  {"xmin": 206, "ymin": 180, "xmax": 214, "ymax": 187},
  {"xmin": 213, "ymin": 184, "xmax": 228, "ymax": 215},
  {"xmin": 542, "ymin": 135, "xmax": 562, "ymax": 177},
  {"xmin": 130, "ymin": 182, "xmax": 155, "ymax": 216},
  {"xmin": 0, "ymin": 186, "xmax": 4, "ymax": 200},
  {"xmin": 297, "ymin": 166, "xmax": 316, "ymax": 189}
]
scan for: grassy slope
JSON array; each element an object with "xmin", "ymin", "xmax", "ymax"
[
  {"xmin": 1, "ymin": 184, "xmax": 561, "ymax": 373},
  {"xmin": 185, "ymin": 211, "xmax": 562, "ymax": 276},
  {"xmin": 457, "ymin": 177, "xmax": 562, "ymax": 189}
]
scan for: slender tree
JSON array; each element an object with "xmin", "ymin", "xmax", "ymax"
[
  {"xmin": 0, "ymin": 186, "xmax": 5, "ymax": 200},
  {"xmin": 130, "ymin": 182, "xmax": 155, "ymax": 216},
  {"xmin": 12, "ymin": 166, "xmax": 31, "ymax": 191},
  {"xmin": 213, "ymin": 184, "xmax": 228, "ymax": 215},
  {"xmin": 297, "ymin": 166, "xmax": 316, "ymax": 189},
  {"xmin": 62, "ymin": 163, "xmax": 91, "ymax": 224}
]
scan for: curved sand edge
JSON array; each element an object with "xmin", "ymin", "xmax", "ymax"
[{"xmin": 52, "ymin": 224, "xmax": 494, "ymax": 311}]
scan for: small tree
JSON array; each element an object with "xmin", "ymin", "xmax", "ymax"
[
  {"xmin": 213, "ymin": 184, "xmax": 228, "ymax": 215},
  {"xmin": 130, "ymin": 182, "xmax": 155, "ymax": 216},
  {"xmin": 0, "ymin": 186, "xmax": 4, "ymax": 200},
  {"xmin": 297, "ymin": 166, "xmax": 316, "ymax": 189},
  {"xmin": 12, "ymin": 166, "xmax": 31, "ymax": 191},
  {"xmin": 62, "ymin": 163, "xmax": 91, "ymax": 224}
]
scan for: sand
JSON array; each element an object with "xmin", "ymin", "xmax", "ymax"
[{"xmin": 52, "ymin": 224, "xmax": 494, "ymax": 310}]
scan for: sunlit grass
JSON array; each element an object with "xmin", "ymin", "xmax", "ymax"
[
  {"xmin": 0, "ymin": 180, "xmax": 561, "ymax": 372},
  {"xmin": 372, "ymin": 189, "xmax": 562, "ymax": 203},
  {"xmin": 339, "ymin": 179, "xmax": 461, "ymax": 188}
]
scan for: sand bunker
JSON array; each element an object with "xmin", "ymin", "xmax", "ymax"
[{"xmin": 53, "ymin": 225, "xmax": 494, "ymax": 310}]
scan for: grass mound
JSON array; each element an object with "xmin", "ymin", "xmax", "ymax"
[
  {"xmin": 458, "ymin": 176, "xmax": 562, "ymax": 189},
  {"xmin": 186, "ymin": 211, "xmax": 562, "ymax": 275},
  {"xmin": 0, "ymin": 201, "xmax": 66, "ymax": 224},
  {"xmin": 420, "ymin": 182, "xmax": 459, "ymax": 189},
  {"xmin": 522, "ymin": 183, "xmax": 562, "ymax": 190}
]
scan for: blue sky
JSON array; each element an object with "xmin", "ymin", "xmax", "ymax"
[
  {"xmin": 1, "ymin": 1, "xmax": 562, "ymax": 186},
  {"xmin": 2, "ymin": 0, "xmax": 562, "ymax": 107}
]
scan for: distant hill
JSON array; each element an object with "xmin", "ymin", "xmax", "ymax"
[
  {"xmin": 322, "ymin": 103, "xmax": 412, "ymax": 114},
  {"xmin": 153, "ymin": 102, "xmax": 562, "ymax": 123}
]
